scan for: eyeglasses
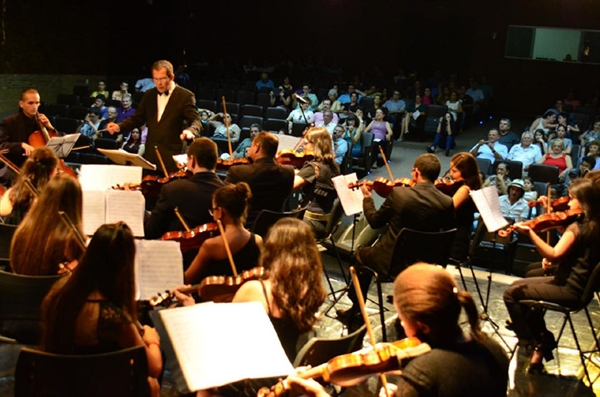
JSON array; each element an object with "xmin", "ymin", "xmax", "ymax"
[
  {"xmin": 208, "ymin": 207, "xmax": 219, "ymax": 216},
  {"xmin": 152, "ymin": 77, "xmax": 169, "ymax": 83}
]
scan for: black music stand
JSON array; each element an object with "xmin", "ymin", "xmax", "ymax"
[{"xmin": 46, "ymin": 133, "xmax": 81, "ymax": 159}]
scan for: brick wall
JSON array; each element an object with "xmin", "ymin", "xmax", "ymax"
[{"xmin": 0, "ymin": 75, "xmax": 106, "ymax": 116}]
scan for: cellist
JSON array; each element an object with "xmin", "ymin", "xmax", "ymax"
[{"xmin": 0, "ymin": 88, "xmax": 56, "ymax": 170}]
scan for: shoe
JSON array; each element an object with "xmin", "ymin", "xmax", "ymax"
[
  {"xmin": 335, "ymin": 307, "xmax": 364, "ymax": 326},
  {"xmin": 426, "ymin": 146, "xmax": 435, "ymax": 153},
  {"xmin": 397, "ymin": 138, "xmax": 404, "ymax": 142},
  {"xmin": 445, "ymin": 149, "xmax": 451, "ymax": 157},
  {"xmin": 527, "ymin": 362, "xmax": 547, "ymax": 375}
]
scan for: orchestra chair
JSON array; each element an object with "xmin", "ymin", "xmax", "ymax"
[
  {"xmin": 528, "ymin": 163, "xmax": 560, "ymax": 185},
  {"xmin": 0, "ymin": 258, "xmax": 9, "ymax": 272},
  {"xmin": 251, "ymin": 206, "xmax": 306, "ymax": 238},
  {"xmin": 368, "ymin": 228, "xmax": 456, "ymax": 341},
  {"xmin": 314, "ymin": 201, "xmax": 348, "ymax": 296},
  {"xmin": 0, "ymin": 223, "xmax": 17, "ymax": 259},
  {"xmin": 518, "ymin": 261, "xmax": 600, "ymax": 385},
  {"xmin": 352, "ymin": 131, "xmax": 374, "ymax": 174},
  {"xmin": 0, "ymin": 270, "xmax": 64, "ymax": 344},
  {"xmin": 494, "ymin": 160, "xmax": 523, "ymax": 181},
  {"xmin": 15, "ymin": 345, "xmax": 150, "ymax": 397},
  {"xmin": 292, "ymin": 324, "xmax": 367, "ymax": 396}
]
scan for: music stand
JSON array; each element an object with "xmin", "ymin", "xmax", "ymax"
[
  {"xmin": 468, "ymin": 187, "xmax": 513, "ymax": 350},
  {"xmin": 97, "ymin": 148, "xmax": 157, "ymax": 171},
  {"xmin": 46, "ymin": 133, "xmax": 81, "ymax": 159}
]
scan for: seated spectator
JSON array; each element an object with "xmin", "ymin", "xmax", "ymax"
[
  {"xmin": 399, "ymin": 94, "xmax": 427, "ymax": 142},
  {"xmin": 342, "ymin": 113, "xmax": 365, "ymax": 157},
  {"xmin": 91, "ymin": 94, "xmax": 108, "ymax": 119},
  {"xmin": 116, "ymin": 94, "xmax": 136, "ymax": 123},
  {"xmin": 567, "ymin": 155, "xmax": 596, "ymax": 187},
  {"xmin": 482, "ymin": 161, "xmax": 511, "ymax": 196},
  {"xmin": 445, "ymin": 90, "xmax": 463, "ymax": 123},
  {"xmin": 309, "ymin": 99, "xmax": 339, "ymax": 126},
  {"xmin": 208, "ymin": 112, "xmax": 241, "ymax": 143},
  {"xmin": 90, "ymin": 81, "xmax": 109, "ymax": 98},
  {"xmin": 97, "ymin": 107, "xmax": 122, "ymax": 142},
  {"xmin": 498, "ymin": 118, "xmax": 520, "ymax": 151},
  {"xmin": 198, "ymin": 109, "xmax": 212, "ymax": 136},
  {"xmin": 422, "ymin": 86, "xmax": 434, "ymax": 105},
  {"xmin": 427, "ymin": 112, "xmax": 457, "ymax": 157},
  {"xmin": 111, "ymin": 82, "xmax": 129, "ymax": 102},
  {"xmin": 255, "ymin": 72, "xmax": 275, "ymax": 93},
  {"xmin": 469, "ymin": 128, "xmax": 508, "ymax": 164},
  {"xmin": 536, "ymin": 138, "xmax": 573, "ymax": 182},
  {"xmin": 286, "ymin": 102, "xmax": 313, "ymax": 125},
  {"xmin": 533, "ymin": 128, "xmax": 548, "ymax": 155},
  {"xmin": 381, "ymin": 90, "xmax": 405, "ymax": 133},
  {"xmin": 76, "ymin": 108, "xmax": 106, "ymax": 142},
  {"xmin": 554, "ymin": 112, "xmax": 580, "ymax": 137},
  {"xmin": 579, "ymin": 120, "xmax": 600, "ymax": 156},
  {"xmin": 436, "ymin": 85, "xmax": 450, "ymax": 105},
  {"xmin": 583, "ymin": 140, "xmax": 600, "ymax": 170},
  {"xmin": 322, "ymin": 88, "xmax": 344, "ymax": 115},
  {"xmin": 121, "ymin": 128, "xmax": 145, "ymax": 156},
  {"xmin": 292, "ymin": 83, "xmax": 319, "ymax": 112},
  {"xmin": 332, "ymin": 124, "xmax": 348, "ymax": 165},
  {"xmin": 499, "ymin": 179, "xmax": 529, "ymax": 222},
  {"xmin": 364, "ymin": 94, "xmax": 386, "ymax": 125},
  {"xmin": 364, "ymin": 108, "xmax": 393, "ymax": 168},
  {"xmin": 340, "ymin": 92, "xmax": 361, "ymax": 122},
  {"xmin": 337, "ymin": 85, "xmax": 362, "ymax": 105},
  {"xmin": 507, "ymin": 131, "xmax": 542, "ymax": 172},
  {"xmin": 522, "ymin": 176, "xmax": 538, "ymax": 203},
  {"xmin": 229, "ymin": 123, "xmax": 260, "ymax": 160},
  {"xmin": 528, "ymin": 109, "xmax": 558, "ymax": 136},
  {"xmin": 548, "ymin": 124, "xmax": 572, "ymax": 155}
]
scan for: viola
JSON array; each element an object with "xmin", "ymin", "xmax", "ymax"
[
  {"xmin": 275, "ymin": 149, "xmax": 314, "ymax": 168},
  {"xmin": 498, "ymin": 208, "xmax": 584, "ymax": 238},
  {"xmin": 216, "ymin": 157, "xmax": 250, "ymax": 170},
  {"xmin": 161, "ymin": 221, "xmax": 219, "ymax": 253},
  {"xmin": 348, "ymin": 176, "xmax": 414, "ymax": 197},
  {"xmin": 28, "ymin": 114, "xmax": 77, "ymax": 178},
  {"xmin": 257, "ymin": 337, "xmax": 431, "ymax": 396},
  {"xmin": 527, "ymin": 196, "xmax": 570, "ymax": 211}
]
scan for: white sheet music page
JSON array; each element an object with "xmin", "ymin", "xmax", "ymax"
[
  {"xmin": 276, "ymin": 134, "xmax": 302, "ymax": 152},
  {"xmin": 79, "ymin": 164, "xmax": 142, "ymax": 190},
  {"xmin": 105, "ymin": 190, "xmax": 145, "ymax": 237},
  {"xmin": 470, "ymin": 186, "xmax": 509, "ymax": 233},
  {"xmin": 158, "ymin": 301, "xmax": 293, "ymax": 392},
  {"xmin": 135, "ymin": 240, "xmax": 183, "ymax": 301},
  {"xmin": 82, "ymin": 190, "xmax": 106, "ymax": 236},
  {"xmin": 332, "ymin": 173, "xmax": 363, "ymax": 216}
]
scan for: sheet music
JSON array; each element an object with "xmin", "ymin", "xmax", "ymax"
[
  {"xmin": 105, "ymin": 190, "xmax": 145, "ymax": 237},
  {"xmin": 79, "ymin": 164, "xmax": 143, "ymax": 190},
  {"xmin": 158, "ymin": 302, "xmax": 293, "ymax": 392},
  {"xmin": 135, "ymin": 240, "xmax": 183, "ymax": 301},
  {"xmin": 332, "ymin": 173, "xmax": 363, "ymax": 216},
  {"xmin": 276, "ymin": 134, "xmax": 302, "ymax": 152},
  {"xmin": 82, "ymin": 190, "xmax": 106, "ymax": 236},
  {"xmin": 172, "ymin": 154, "xmax": 188, "ymax": 167},
  {"xmin": 470, "ymin": 186, "xmax": 509, "ymax": 233}
]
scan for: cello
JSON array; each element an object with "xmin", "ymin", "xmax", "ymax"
[{"xmin": 29, "ymin": 113, "xmax": 77, "ymax": 178}]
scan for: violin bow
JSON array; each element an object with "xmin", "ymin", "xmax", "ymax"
[
  {"xmin": 221, "ymin": 96, "xmax": 234, "ymax": 159},
  {"xmin": 215, "ymin": 219, "xmax": 238, "ymax": 277},
  {"xmin": 174, "ymin": 207, "xmax": 191, "ymax": 232},
  {"xmin": 0, "ymin": 153, "xmax": 40, "ymax": 196},
  {"xmin": 154, "ymin": 145, "xmax": 170, "ymax": 179},
  {"xmin": 378, "ymin": 145, "xmax": 395, "ymax": 182},
  {"xmin": 349, "ymin": 266, "xmax": 392, "ymax": 397},
  {"xmin": 546, "ymin": 182, "xmax": 552, "ymax": 244}
]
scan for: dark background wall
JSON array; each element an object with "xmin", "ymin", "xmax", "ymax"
[{"xmin": 0, "ymin": 0, "xmax": 598, "ymax": 117}]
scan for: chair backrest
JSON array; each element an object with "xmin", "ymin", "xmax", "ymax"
[
  {"xmin": 241, "ymin": 104, "xmax": 263, "ymax": 118},
  {"xmin": 578, "ymin": 261, "xmax": 600, "ymax": 309},
  {"xmin": 427, "ymin": 104, "xmax": 448, "ymax": 118},
  {"xmin": 323, "ymin": 200, "xmax": 345, "ymax": 239},
  {"xmin": 265, "ymin": 107, "xmax": 288, "ymax": 120},
  {"xmin": 251, "ymin": 207, "xmax": 307, "ymax": 238},
  {"xmin": 15, "ymin": 345, "xmax": 150, "ymax": 397},
  {"xmin": 0, "ymin": 270, "xmax": 64, "ymax": 343},
  {"xmin": 264, "ymin": 118, "xmax": 288, "ymax": 133},
  {"xmin": 494, "ymin": 160, "xmax": 523, "ymax": 181},
  {"xmin": 239, "ymin": 115, "xmax": 264, "ymax": 129},
  {"xmin": 570, "ymin": 144, "xmax": 581, "ymax": 168},
  {"xmin": 0, "ymin": 223, "xmax": 18, "ymax": 259},
  {"xmin": 291, "ymin": 122, "xmax": 309, "ymax": 137},
  {"xmin": 389, "ymin": 228, "xmax": 457, "ymax": 276},
  {"xmin": 528, "ymin": 163, "xmax": 559, "ymax": 184},
  {"xmin": 293, "ymin": 324, "xmax": 367, "ymax": 368},
  {"xmin": 476, "ymin": 157, "xmax": 492, "ymax": 176}
]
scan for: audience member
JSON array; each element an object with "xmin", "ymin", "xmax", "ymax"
[
  {"xmin": 309, "ymin": 99, "xmax": 339, "ymax": 126},
  {"xmin": 286, "ymin": 102, "xmax": 313, "ymax": 125},
  {"xmin": 584, "ymin": 140, "xmax": 600, "ymax": 170},
  {"xmin": 337, "ymin": 85, "xmax": 362, "ymax": 105},
  {"xmin": 364, "ymin": 108, "xmax": 393, "ymax": 168},
  {"xmin": 497, "ymin": 118, "xmax": 519, "ymax": 150},
  {"xmin": 536, "ymin": 138, "xmax": 573, "ymax": 182},
  {"xmin": 229, "ymin": 123, "xmax": 260, "ymax": 159},
  {"xmin": 507, "ymin": 131, "xmax": 542, "ymax": 172},
  {"xmin": 111, "ymin": 82, "xmax": 129, "ymax": 102},
  {"xmin": 342, "ymin": 113, "xmax": 365, "ymax": 157},
  {"xmin": 579, "ymin": 120, "xmax": 600, "ymax": 155},
  {"xmin": 529, "ymin": 109, "xmax": 558, "ymax": 136},
  {"xmin": 293, "ymin": 83, "xmax": 319, "ymax": 112},
  {"xmin": 121, "ymin": 128, "xmax": 145, "ymax": 156},
  {"xmin": 399, "ymin": 94, "xmax": 427, "ymax": 142},
  {"xmin": 445, "ymin": 90, "xmax": 463, "ymax": 123},
  {"xmin": 341, "ymin": 92, "xmax": 361, "ymax": 121},
  {"xmin": 116, "ymin": 94, "xmax": 136, "ymax": 122},
  {"xmin": 91, "ymin": 94, "xmax": 108, "ymax": 119},
  {"xmin": 76, "ymin": 108, "xmax": 106, "ymax": 142},
  {"xmin": 90, "ymin": 81, "xmax": 109, "ymax": 98},
  {"xmin": 548, "ymin": 124, "xmax": 573, "ymax": 155},
  {"xmin": 323, "ymin": 89, "xmax": 344, "ymax": 115},
  {"xmin": 135, "ymin": 77, "xmax": 156, "ymax": 93},
  {"xmin": 499, "ymin": 179, "xmax": 529, "ymax": 222},
  {"xmin": 483, "ymin": 161, "xmax": 511, "ymax": 195},
  {"xmin": 522, "ymin": 176, "xmax": 538, "ymax": 203},
  {"xmin": 208, "ymin": 112, "xmax": 241, "ymax": 143},
  {"xmin": 332, "ymin": 124, "xmax": 348, "ymax": 165},
  {"xmin": 533, "ymin": 128, "xmax": 548, "ymax": 155},
  {"xmin": 381, "ymin": 90, "xmax": 405, "ymax": 132},
  {"xmin": 469, "ymin": 129, "xmax": 508, "ymax": 163},
  {"xmin": 427, "ymin": 112, "xmax": 457, "ymax": 157},
  {"xmin": 255, "ymin": 72, "xmax": 275, "ymax": 92}
]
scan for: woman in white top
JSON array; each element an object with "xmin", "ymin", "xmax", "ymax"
[
  {"xmin": 529, "ymin": 109, "xmax": 558, "ymax": 135},
  {"xmin": 445, "ymin": 90, "xmax": 463, "ymax": 122}
]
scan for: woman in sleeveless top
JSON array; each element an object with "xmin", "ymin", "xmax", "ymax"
[
  {"xmin": 42, "ymin": 223, "xmax": 163, "ymax": 396},
  {"xmin": 529, "ymin": 109, "xmax": 558, "ymax": 136},
  {"xmin": 364, "ymin": 108, "xmax": 393, "ymax": 168},
  {"xmin": 445, "ymin": 90, "xmax": 463, "ymax": 122},
  {"xmin": 121, "ymin": 127, "xmax": 145, "ymax": 156},
  {"xmin": 294, "ymin": 126, "xmax": 341, "ymax": 239},
  {"xmin": 342, "ymin": 114, "xmax": 364, "ymax": 157},
  {"xmin": 536, "ymin": 138, "xmax": 573, "ymax": 182},
  {"xmin": 10, "ymin": 174, "xmax": 85, "ymax": 276},
  {"xmin": 447, "ymin": 153, "xmax": 482, "ymax": 262},
  {"xmin": 0, "ymin": 146, "xmax": 58, "ymax": 225},
  {"xmin": 185, "ymin": 182, "xmax": 263, "ymax": 284}
]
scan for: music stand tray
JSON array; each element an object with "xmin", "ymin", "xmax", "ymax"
[
  {"xmin": 46, "ymin": 133, "xmax": 81, "ymax": 159},
  {"xmin": 97, "ymin": 148, "xmax": 157, "ymax": 170}
]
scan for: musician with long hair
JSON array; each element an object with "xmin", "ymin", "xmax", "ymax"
[
  {"xmin": 42, "ymin": 223, "xmax": 163, "ymax": 396},
  {"xmin": 504, "ymin": 178, "xmax": 600, "ymax": 374},
  {"xmin": 293, "ymin": 126, "xmax": 341, "ymax": 238},
  {"xmin": 184, "ymin": 182, "xmax": 263, "ymax": 285},
  {"xmin": 0, "ymin": 146, "xmax": 59, "ymax": 225},
  {"xmin": 10, "ymin": 174, "xmax": 85, "ymax": 276}
]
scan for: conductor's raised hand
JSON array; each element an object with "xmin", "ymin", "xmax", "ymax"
[{"xmin": 106, "ymin": 122, "xmax": 121, "ymax": 135}]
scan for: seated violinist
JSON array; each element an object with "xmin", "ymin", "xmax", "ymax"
[
  {"xmin": 283, "ymin": 264, "xmax": 508, "ymax": 397},
  {"xmin": 225, "ymin": 132, "xmax": 294, "ymax": 229},
  {"xmin": 144, "ymin": 138, "xmax": 224, "ymax": 268},
  {"xmin": 174, "ymin": 218, "xmax": 326, "ymax": 395},
  {"xmin": 184, "ymin": 182, "xmax": 263, "ymax": 285}
]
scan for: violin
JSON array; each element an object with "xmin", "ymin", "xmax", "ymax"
[
  {"xmin": 129, "ymin": 146, "xmax": 192, "ymax": 198},
  {"xmin": 275, "ymin": 149, "xmax": 314, "ymax": 168},
  {"xmin": 434, "ymin": 178, "xmax": 463, "ymax": 196},
  {"xmin": 198, "ymin": 266, "xmax": 266, "ymax": 303},
  {"xmin": 29, "ymin": 113, "xmax": 77, "ymax": 178},
  {"xmin": 216, "ymin": 156, "xmax": 251, "ymax": 170},
  {"xmin": 257, "ymin": 337, "xmax": 431, "ymax": 396},
  {"xmin": 527, "ymin": 196, "xmax": 570, "ymax": 211},
  {"xmin": 161, "ymin": 221, "xmax": 220, "ymax": 253},
  {"xmin": 498, "ymin": 208, "xmax": 584, "ymax": 238},
  {"xmin": 348, "ymin": 176, "xmax": 414, "ymax": 197}
]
